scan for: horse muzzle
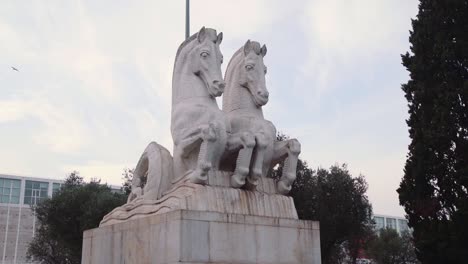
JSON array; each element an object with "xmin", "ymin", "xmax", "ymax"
[{"xmin": 210, "ymin": 80, "xmax": 226, "ymax": 97}]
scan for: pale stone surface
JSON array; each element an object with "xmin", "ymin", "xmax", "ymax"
[
  {"xmin": 128, "ymin": 141, "xmax": 173, "ymax": 202},
  {"xmin": 126, "ymin": 28, "xmax": 269, "ymax": 206},
  {"xmin": 100, "ymin": 171, "xmax": 298, "ymax": 226},
  {"xmin": 83, "ymin": 210, "xmax": 321, "ymax": 264},
  {"xmin": 222, "ymin": 40, "xmax": 301, "ymax": 194},
  {"xmin": 85, "ymin": 28, "xmax": 321, "ymax": 264}
]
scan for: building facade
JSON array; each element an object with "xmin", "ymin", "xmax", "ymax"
[
  {"xmin": 373, "ymin": 214, "xmax": 410, "ymax": 235},
  {"xmin": 0, "ymin": 174, "xmax": 63, "ymax": 264}
]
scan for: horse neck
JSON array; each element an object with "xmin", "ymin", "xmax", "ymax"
[
  {"xmin": 224, "ymin": 82, "xmax": 264, "ymax": 119},
  {"xmin": 172, "ymin": 64, "xmax": 214, "ymax": 105}
]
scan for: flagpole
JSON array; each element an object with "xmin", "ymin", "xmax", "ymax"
[{"xmin": 185, "ymin": 0, "xmax": 190, "ymax": 39}]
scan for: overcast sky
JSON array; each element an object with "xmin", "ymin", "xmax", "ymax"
[{"xmin": 0, "ymin": 0, "xmax": 419, "ymax": 216}]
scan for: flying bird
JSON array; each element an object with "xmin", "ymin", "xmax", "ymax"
[{"xmin": 11, "ymin": 66, "xmax": 19, "ymax": 71}]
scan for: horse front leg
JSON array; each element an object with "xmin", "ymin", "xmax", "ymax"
[
  {"xmin": 246, "ymin": 131, "xmax": 268, "ymax": 188},
  {"xmin": 190, "ymin": 122, "xmax": 223, "ymax": 184},
  {"xmin": 271, "ymin": 139, "xmax": 301, "ymax": 194},
  {"xmin": 175, "ymin": 122, "xmax": 223, "ymax": 184},
  {"xmin": 226, "ymin": 132, "xmax": 256, "ymax": 188}
]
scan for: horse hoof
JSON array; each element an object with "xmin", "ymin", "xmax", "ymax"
[
  {"xmin": 200, "ymin": 162, "xmax": 212, "ymax": 172},
  {"xmin": 277, "ymin": 180, "xmax": 292, "ymax": 194},
  {"xmin": 231, "ymin": 174, "xmax": 246, "ymax": 188},
  {"xmin": 245, "ymin": 176, "xmax": 259, "ymax": 190},
  {"xmin": 188, "ymin": 170, "xmax": 208, "ymax": 185},
  {"xmin": 251, "ymin": 168, "xmax": 263, "ymax": 179}
]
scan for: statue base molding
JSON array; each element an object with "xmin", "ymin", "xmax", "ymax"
[
  {"xmin": 82, "ymin": 210, "xmax": 321, "ymax": 264},
  {"xmin": 100, "ymin": 171, "xmax": 299, "ymax": 226}
]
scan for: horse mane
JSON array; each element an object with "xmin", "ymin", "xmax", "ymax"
[
  {"xmin": 224, "ymin": 48, "xmax": 244, "ymax": 85},
  {"xmin": 223, "ymin": 47, "xmax": 243, "ymax": 113},
  {"xmin": 175, "ymin": 34, "xmax": 198, "ymax": 63}
]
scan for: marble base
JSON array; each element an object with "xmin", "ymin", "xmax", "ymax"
[
  {"xmin": 82, "ymin": 210, "xmax": 321, "ymax": 264},
  {"xmin": 100, "ymin": 171, "xmax": 298, "ymax": 226}
]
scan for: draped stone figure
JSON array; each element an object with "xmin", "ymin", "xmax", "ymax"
[{"xmin": 222, "ymin": 40, "xmax": 301, "ymax": 194}]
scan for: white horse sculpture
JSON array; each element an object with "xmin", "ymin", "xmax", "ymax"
[
  {"xmin": 223, "ymin": 40, "xmax": 301, "ymax": 194},
  {"xmin": 171, "ymin": 27, "xmax": 255, "ymax": 185},
  {"xmin": 127, "ymin": 28, "xmax": 257, "ymax": 203}
]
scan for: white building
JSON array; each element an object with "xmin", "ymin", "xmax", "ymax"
[
  {"xmin": 373, "ymin": 214, "xmax": 410, "ymax": 235},
  {"xmin": 0, "ymin": 173, "xmax": 64, "ymax": 264},
  {"xmin": 1, "ymin": 173, "xmax": 123, "ymax": 264}
]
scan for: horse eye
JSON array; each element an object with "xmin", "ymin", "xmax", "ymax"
[
  {"xmin": 245, "ymin": 65, "xmax": 254, "ymax": 71},
  {"xmin": 200, "ymin": 52, "xmax": 209, "ymax": 58}
]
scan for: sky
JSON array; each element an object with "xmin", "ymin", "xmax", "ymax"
[{"xmin": 0, "ymin": 0, "xmax": 419, "ymax": 216}]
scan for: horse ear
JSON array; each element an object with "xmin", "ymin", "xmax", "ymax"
[
  {"xmin": 260, "ymin": 44, "xmax": 267, "ymax": 57},
  {"xmin": 217, "ymin": 32, "xmax": 223, "ymax": 44},
  {"xmin": 197, "ymin": 26, "xmax": 207, "ymax": 43},
  {"xmin": 243, "ymin": 40, "xmax": 252, "ymax": 55}
]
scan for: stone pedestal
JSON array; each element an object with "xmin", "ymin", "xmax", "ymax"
[
  {"xmin": 99, "ymin": 172, "xmax": 299, "ymax": 227},
  {"xmin": 82, "ymin": 210, "xmax": 321, "ymax": 264}
]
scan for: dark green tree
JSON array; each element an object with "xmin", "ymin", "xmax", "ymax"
[
  {"xmin": 397, "ymin": 0, "xmax": 468, "ymax": 263},
  {"xmin": 27, "ymin": 172, "xmax": 127, "ymax": 264},
  {"xmin": 367, "ymin": 228, "xmax": 419, "ymax": 264},
  {"xmin": 269, "ymin": 136, "xmax": 373, "ymax": 264},
  {"xmin": 303, "ymin": 165, "xmax": 374, "ymax": 264}
]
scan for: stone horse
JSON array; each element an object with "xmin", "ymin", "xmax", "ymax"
[
  {"xmin": 223, "ymin": 40, "xmax": 301, "ymax": 194},
  {"xmin": 127, "ymin": 27, "xmax": 256, "ymax": 203},
  {"xmin": 171, "ymin": 27, "xmax": 255, "ymax": 185}
]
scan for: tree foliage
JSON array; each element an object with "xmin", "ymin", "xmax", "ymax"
[
  {"xmin": 121, "ymin": 167, "xmax": 134, "ymax": 195},
  {"xmin": 397, "ymin": 0, "xmax": 468, "ymax": 262},
  {"xmin": 27, "ymin": 172, "xmax": 127, "ymax": 264},
  {"xmin": 298, "ymin": 165, "xmax": 374, "ymax": 264},
  {"xmin": 367, "ymin": 228, "xmax": 419, "ymax": 264},
  {"xmin": 269, "ymin": 135, "xmax": 374, "ymax": 264}
]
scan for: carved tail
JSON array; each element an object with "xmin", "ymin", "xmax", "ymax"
[{"xmin": 129, "ymin": 142, "xmax": 174, "ymax": 202}]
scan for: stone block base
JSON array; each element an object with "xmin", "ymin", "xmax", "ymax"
[{"xmin": 82, "ymin": 210, "xmax": 321, "ymax": 264}]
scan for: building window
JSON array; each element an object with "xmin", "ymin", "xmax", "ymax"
[
  {"xmin": 0, "ymin": 178, "xmax": 21, "ymax": 204},
  {"xmin": 386, "ymin": 217, "xmax": 397, "ymax": 230},
  {"xmin": 24, "ymin": 180, "xmax": 49, "ymax": 205},
  {"xmin": 398, "ymin": 219, "xmax": 409, "ymax": 232},
  {"xmin": 374, "ymin": 216, "xmax": 385, "ymax": 230},
  {"xmin": 52, "ymin": 183, "xmax": 62, "ymax": 196}
]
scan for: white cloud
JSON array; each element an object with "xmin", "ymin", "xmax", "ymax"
[
  {"xmin": 304, "ymin": 0, "xmax": 418, "ymax": 56},
  {"xmin": 191, "ymin": 0, "xmax": 279, "ymax": 40},
  {"xmin": 297, "ymin": 0, "xmax": 419, "ymax": 100},
  {"xmin": 62, "ymin": 161, "xmax": 130, "ymax": 185},
  {"xmin": 0, "ymin": 99, "xmax": 90, "ymax": 152},
  {"xmin": 0, "ymin": 0, "xmax": 420, "ymax": 217}
]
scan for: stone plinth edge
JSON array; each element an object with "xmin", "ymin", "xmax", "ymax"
[
  {"xmin": 100, "ymin": 178, "xmax": 298, "ymax": 226},
  {"xmin": 83, "ymin": 210, "xmax": 321, "ymax": 264}
]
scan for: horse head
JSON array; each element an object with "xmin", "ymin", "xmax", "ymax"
[
  {"xmin": 238, "ymin": 40, "xmax": 268, "ymax": 106},
  {"xmin": 188, "ymin": 27, "xmax": 225, "ymax": 97}
]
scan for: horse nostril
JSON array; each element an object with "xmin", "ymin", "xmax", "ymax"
[{"xmin": 258, "ymin": 90, "xmax": 269, "ymax": 98}]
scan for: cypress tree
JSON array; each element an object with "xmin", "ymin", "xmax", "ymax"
[{"xmin": 398, "ymin": 0, "xmax": 468, "ymax": 263}]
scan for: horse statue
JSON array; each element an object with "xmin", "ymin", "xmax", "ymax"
[
  {"xmin": 126, "ymin": 27, "xmax": 257, "ymax": 203},
  {"xmin": 222, "ymin": 40, "xmax": 301, "ymax": 194},
  {"xmin": 171, "ymin": 27, "xmax": 256, "ymax": 185}
]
